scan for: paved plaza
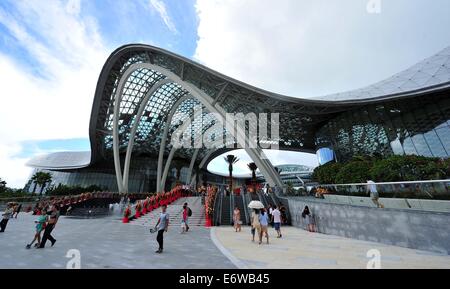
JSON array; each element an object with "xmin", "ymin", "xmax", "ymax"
[
  {"xmin": 212, "ymin": 226, "xmax": 450, "ymax": 269},
  {"xmin": 2, "ymin": 209, "xmax": 450, "ymax": 269},
  {"xmin": 0, "ymin": 212, "xmax": 235, "ymax": 269}
]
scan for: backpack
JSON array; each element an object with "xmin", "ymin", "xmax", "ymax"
[{"xmin": 187, "ymin": 207, "xmax": 192, "ymax": 217}]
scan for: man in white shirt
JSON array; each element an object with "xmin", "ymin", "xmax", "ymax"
[
  {"xmin": 0, "ymin": 203, "xmax": 14, "ymax": 233},
  {"xmin": 271, "ymin": 205, "xmax": 282, "ymax": 238},
  {"xmin": 366, "ymin": 180, "xmax": 384, "ymax": 208},
  {"xmin": 155, "ymin": 205, "xmax": 170, "ymax": 253}
]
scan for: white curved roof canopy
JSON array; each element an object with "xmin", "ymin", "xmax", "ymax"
[
  {"xmin": 27, "ymin": 44, "xmax": 450, "ymax": 171},
  {"xmin": 314, "ymin": 46, "xmax": 450, "ymax": 101},
  {"xmin": 26, "ymin": 151, "xmax": 91, "ymax": 170}
]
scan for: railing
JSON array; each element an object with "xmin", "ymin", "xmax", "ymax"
[
  {"xmin": 213, "ymin": 190, "xmax": 222, "ymax": 226},
  {"xmin": 287, "ymin": 179, "xmax": 450, "ymax": 213},
  {"xmin": 241, "ymin": 193, "xmax": 250, "ymax": 225},
  {"xmin": 230, "ymin": 191, "xmax": 234, "ymax": 223}
]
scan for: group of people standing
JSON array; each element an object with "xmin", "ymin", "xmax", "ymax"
[
  {"xmin": 153, "ymin": 201, "xmax": 192, "ymax": 254},
  {"xmin": 251, "ymin": 205, "xmax": 283, "ymax": 244},
  {"xmin": 232, "ymin": 204, "xmax": 284, "ymax": 245},
  {"xmin": 1, "ymin": 201, "xmax": 59, "ymax": 249},
  {"xmin": 26, "ymin": 204, "xmax": 59, "ymax": 249}
]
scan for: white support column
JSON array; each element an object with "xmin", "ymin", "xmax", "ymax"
[
  {"xmin": 122, "ymin": 79, "xmax": 173, "ymax": 193},
  {"xmin": 186, "ymin": 148, "xmax": 200, "ymax": 185},
  {"xmin": 113, "ymin": 62, "xmax": 284, "ymax": 193},
  {"xmin": 160, "ymin": 147, "xmax": 176, "ymax": 192},
  {"xmin": 157, "ymin": 95, "xmax": 191, "ymax": 192}
]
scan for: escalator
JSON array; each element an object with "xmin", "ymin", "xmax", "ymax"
[
  {"xmin": 258, "ymin": 191, "xmax": 292, "ymax": 225},
  {"xmin": 220, "ymin": 195, "xmax": 232, "ymax": 225},
  {"xmin": 257, "ymin": 192, "xmax": 270, "ymax": 208}
]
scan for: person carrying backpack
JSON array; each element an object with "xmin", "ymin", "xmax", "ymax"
[{"xmin": 181, "ymin": 202, "xmax": 191, "ymax": 233}]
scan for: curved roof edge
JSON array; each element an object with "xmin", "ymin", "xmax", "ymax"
[
  {"xmin": 26, "ymin": 151, "xmax": 91, "ymax": 170},
  {"xmin": 88, "ymin": 43, "xmax": 450, "ymax": 166},
  {"xmin": 94, "ymin": 44, "xmax": 450, "ymax": 105},
  {"xmin": 313, "ymin": 46, "xmax": 450, "ymax": 101}
]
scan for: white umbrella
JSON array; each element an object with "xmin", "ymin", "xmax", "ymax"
[{"xmin": 248, "ymin": 200, "xmax": 264, "ymax": 209}]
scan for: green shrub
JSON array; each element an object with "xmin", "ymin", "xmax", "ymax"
[
  {"xmin": 312, "ymin": 162, "xmax": 343, "ymax": 184},
  {"xmin": 335, "ymin": 159, "xmax": 372, "ymax": 184},
  {"xmin": 314, "ymin": 154, "xmax": 449, "ymax": 185},
  {"xmin": 45, "ymin": 184, "xmax": 106, "ymax": 196}
]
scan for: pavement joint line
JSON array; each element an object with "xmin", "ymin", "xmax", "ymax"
[{"xmin": 210, "ymin": 227, "xmax": 248, "ymax": 269}]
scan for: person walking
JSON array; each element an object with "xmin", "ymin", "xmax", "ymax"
[
  {"xmin": 366, "ymin": 180, "xmax": 384, "ymax": 208},
  {"xmin": 259, "ymin": 208, "xmax": 269, "ymax": 244},
  {"xmin": 233, "ymin": 207, "xmax": 241, "ymax": 232},
  {"xmin": 268, "ymin": 204, "xmax": 273, "ymax": 227},
  {"xmin": 302, "ymin": 206, "xmax": 316, "ymax": 232},
  {"xmin": 271, "ymin": 205, "xmax": 282, "ymax": 238},
  {"xmin": 38, "ymin": 205, "xmax": 59, "ymax": 248},
  {"xmin": 155, "ymin": 204, "xmax": 169, "ymax": 253},
  {"xmin": 13, "ymin": 203, "xmax": 22, "ymax": 218},
  {"xmin": 264, "ymin": 184, "xmax": 270, "ymax": 196},
  {"xmin": 0, "ymin": 203, "xmax": 14, "ymax": 233},
  {"xmin": 181, "ymin": 203, "xmax": 190, "ymax": 233},
  {"xmin": 26, "ymin": 209, "xmax": 47, "ymax": 249},
  {"xmin": 251, "ymin": 209, "xmax": 261, "ymax": 242}
]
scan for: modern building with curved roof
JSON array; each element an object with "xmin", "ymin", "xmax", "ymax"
[{"xmin": 26, "ymin": 44, "xmax": 450, "ymax": 193}]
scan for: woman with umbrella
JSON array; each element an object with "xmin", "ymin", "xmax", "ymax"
[{"xmin": 248, "ymin": 201, "xmax": 264, "ymax": 242}]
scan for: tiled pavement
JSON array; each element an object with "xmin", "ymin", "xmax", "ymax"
[
  {"xmin": 0, "ymin": 212, "xmax": 235, "ymax": 269},
  {"xmin": 2, "ymin": 211, "xmax": 450, "ymax": 269},
  {"xmin": 212, "ymin": 226, "xmax": 450, "ymax": 269}
]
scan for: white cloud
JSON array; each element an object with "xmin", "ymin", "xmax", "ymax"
[
  {"xmin": 0, "ymin": 143, "xmax": 32, "ymax": 189},
  {"xmin": 207, "ymin": 149, "xmax": 318, "ymax": 178},
  {"xmin": 66, "ymin": 0, "xmax": 81, "ymax": 15},
  {"xmin": 194, "ymin": 0, "xmax": 450, "ymax": 97},
  {"xmin": 0, "ymin": 0, "xmax": 109, "ymax": 188},
  {"xmin": 195, "ymin": 0, "xmax": 450, "ymax": 173},
  {"xmin": 149, "ymin": 0, "xmax": 178, "ymax": 34}
]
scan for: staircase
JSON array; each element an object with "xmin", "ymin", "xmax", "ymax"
[{"xmin": 128, "ymin": 197, "xmax": 205, "ymax": 228}]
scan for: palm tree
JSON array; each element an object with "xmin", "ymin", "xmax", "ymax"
[
  {"xmin": 224, "ymin": 155, "xmax": 239, "ymax": 193},
  {"xmin": 30, "ymin": 173, "xmax": 38, "ymax": 193},
  {"xmin": 247, "ymin": 162, "xmax": 258, "ymax": 193},
  {"xmin": 31, "ymin": 172, "xmax": 53, "ymax": 196}
]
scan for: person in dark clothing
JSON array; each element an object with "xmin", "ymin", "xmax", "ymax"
[
  {"xmin": 154, "ymin": 205, "xmax": 169, "ymax": 253},
  {"xmin": 38, "ymin": 205, "xmax": 59, "ymax": 248},
  {"xmin": 0, "ymin": 203, "xmax": 14, "ymax": 232},
  {"xmin": 14, "ymin": 203, "xmax": 22, "ymax": 218}
]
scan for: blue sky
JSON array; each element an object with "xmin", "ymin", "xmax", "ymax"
[{"xmin": 1, "ymin": 0, "xmax": 450, "ymax": 188}]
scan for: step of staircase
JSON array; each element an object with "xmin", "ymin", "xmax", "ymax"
[{"xmin": 129, "ymin": 197, "xmax": 205, "ymax": 228}]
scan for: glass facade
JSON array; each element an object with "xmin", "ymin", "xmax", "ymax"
[
  {"xmin": 28, "ymin": 157, "xmax": 190, "ymax": 194},
  {"xmin": 315, "ymin": 92, "xmax": 450, "ymax": 161},
  {"xmin": 316, "ymin": 147, "xmax": 335, "ymax": 165}
]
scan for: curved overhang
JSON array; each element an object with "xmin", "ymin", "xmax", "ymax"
[
  {"xmin": 26, "ymin": 151, "xmax": 91, "ymax": 170},
  {"xmin": 83, "ymin": 43, "xmax": 449, "ymax": 171}
]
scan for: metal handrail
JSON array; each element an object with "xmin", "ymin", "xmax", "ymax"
[
  {"xmin": 212, "ymin": 190, "xmax": 219, "ymax": 225},
  {"xmin": 241, "ymin": 192, "xmax": 249, "ymax": 225},
  {"xmin": 230, "ymin": 192, "xmax": 234, "ymax": 224},
  {"xmin": 215, "ymin": 191, "xmax": 223, "ymax": 226},
  {"xmin": 316, "ymin": 179, "xmax": 450, "ymax": 187}
]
